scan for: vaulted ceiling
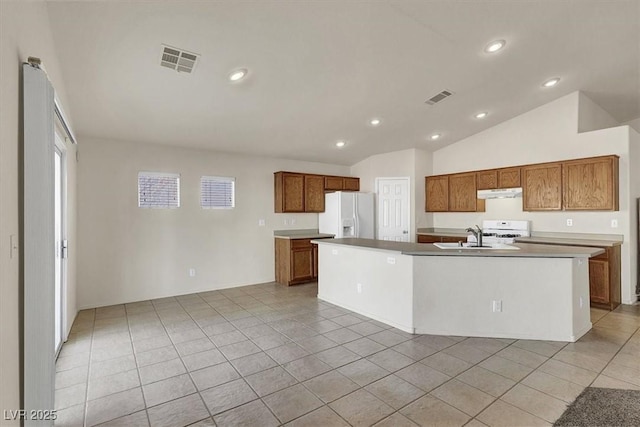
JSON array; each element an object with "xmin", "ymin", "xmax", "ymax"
[{"xmin": 47, "ymin": 0, "xmax": 640, "ymax": 165}]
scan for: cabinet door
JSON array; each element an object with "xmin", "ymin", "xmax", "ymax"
[
  {"xmin": 275, "ymin": 173, "xmax": 305, "ymax": 212},
  {"xmin": 324, "ymin": 176, "xmax": 344, "ymax": 191},
  {"xmin": 304, "ymin": 175, "xmax": 325, "ymax": 212},
  {"xmin": 312, "ymin": 244, "xmax": 319, "ymax": 279},
  {"xmin": 563, "ymin": 156, "xmax": 619, "ymax": 211},
  {"xmin": 589, "ymin": 259, "xmax": 610, "ymax": 304},
  {"xmin": 425, "ymin": 176, "xmax": 449, "ymax": 212},
  {"xmin": 343, "ymin": 177, "xmax": 360, "ymax": 191},
  {"xmin": 449, "ymin": 172, "xmax": 479, "ymax": 212},
  {"xmin": 291, "ymin": 248, "xmax": 313, "ymax": 284},
  {"xmin": 522, "ymin": 163, "xmax": 562, "ymax": 211},
  {"xmin": 498, "ymin": 167, "xmax": 521, "ymax": 188},
  {"xmin": 477, "ymin": 170, "xmax": 498, "ymax": 190}
]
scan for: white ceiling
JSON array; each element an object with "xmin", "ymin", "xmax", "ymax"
[{"xmin": 46, "ymin": 0, "xmax": 640, "ymax": 165}]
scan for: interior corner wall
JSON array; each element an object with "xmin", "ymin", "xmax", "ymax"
[
  {"xmin": 622, "ymin": 117, "xmax": 640, "ymax": 133},
  {"xmin": 577, "ymin": 92, "xmax": 620, "ymax": 133},
  {"xmin": 76, "ymin": 138, "xmax": 350, "ymax": 309},
  {"xmin": 431, "ymin": 91, "xmax": 635, "ymax": 304},
  {"xmin": 414, "ymin": 149, "xmax": 433, "ymax": 229},
  {"xmin": 0, "ymin": 0, "xmax": 77, "ymax": 420}
]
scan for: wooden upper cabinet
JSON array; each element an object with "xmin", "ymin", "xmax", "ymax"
[
  {"xmin": 274, "ymin": 172, "xmax": 304, "ymax": 213},
  {"xmin": 324, "ymin": 176, "xmax": 344, "ymax": 191},
  {"xmin": 425, "ymin": 175, "xmax": 449, "ymax": 212},
  {"xmin": 343, "ymin": 177, "xmax": 360, "ymax": 191},
  {"xmin": 477, "ymin": 170, "xmax": 498, "ymax": 190},
  {"xmin": 498, "ymin": 167, "xmax": 521, "ymax": 188},
  {"xmin": 562, "ymin": 155, "xmax": 619, "ymax": 211},
  {"xmin": 304, "ymin": 175, "xmax": 325, "ymax": 212},
  {"xmin": 325, "ymin": 176, "xmax": 360, "ymax": 191},
  {"xmin": 522, "ymin": 162, "xmax": 563, "ymax": 211},
  {"xmin": 449, "ymin": 172, "xmax": 483, "ymax": 212}
]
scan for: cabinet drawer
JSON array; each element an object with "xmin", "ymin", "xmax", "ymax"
[{"xmin": 291, "ymin": 239, "xmax": 313, "ymax": 249}]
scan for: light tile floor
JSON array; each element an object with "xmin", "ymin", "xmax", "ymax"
[{"xmin": 54, "ymin": 282, "xmax": 640, "ymax": 426}]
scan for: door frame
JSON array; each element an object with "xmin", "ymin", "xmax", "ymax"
[
  {"xmin": 374, "ymin": 177, "xmax": 411, "ymax": 241},
  {"xmin": 54, "ymin": 130, "xmax": 68, "ymax": 357}
]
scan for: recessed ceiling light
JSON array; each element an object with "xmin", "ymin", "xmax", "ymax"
[
  {"xmin": 484, "ymin": 40, "xmax": 506, "ymax": 53},
  {"xmin": 369, "ymin": 118, "xmax": 381, "ymax": 126},
  {"xmin": 542, "ymin": 77, "xmax": 561, "ymax": 88},
  {"xmin": 475, "ymin": 112, "xmax": 488, "ymax": 119},
  {"xmin": 430, "ymin": 133, "xmax": 441, "ymax": 140},
  {"xmin": 336, "ymin": 141, "xmax": 346, "ymax": 148},
  {"xmin": 229, "ymin": 68, "xmax": 248, "ymax": 82}
]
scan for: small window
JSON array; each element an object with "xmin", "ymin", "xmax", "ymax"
[
  {"xmin": 138, "ymin": 172, "xmax": 180, "ymax": 208},
  {"xmin": 201, "ymin": 176, "xmax": 235, "ymax": 209}
]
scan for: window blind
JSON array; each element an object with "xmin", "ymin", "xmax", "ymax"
[
  {"xmin": 201, "ymin": 176, "xmax": 235, "ymax": 209},
  {"xmin": 138, "ymin": 172, "xmax": 180, "ymax": 208}
]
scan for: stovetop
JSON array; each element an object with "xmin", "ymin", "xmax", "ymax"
[{"xmin": 467, "ymin": 220, "xmax": 531, "ymax": 244}]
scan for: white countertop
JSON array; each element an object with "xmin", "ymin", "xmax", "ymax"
[
  {"xmin": 274, "ymin": 229, "xmax": 334, "ymax": 240},
  {"xmin": 313, "ymin": 238, "xmax": 604, "ymax": 258}
]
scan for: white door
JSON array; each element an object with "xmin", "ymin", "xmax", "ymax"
[
  {"xmin": 54, "ymin": 135, "xmax": 67, "ymax": 357},
  {"xmin": 376, "ymin": 178, "xmax": 410, "ymax": 241}
]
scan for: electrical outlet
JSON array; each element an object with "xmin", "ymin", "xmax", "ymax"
[
  {"xmin": 332, "ymin": 249, "xmax": 338, "ymax": 255},
  {"xmin": 579, "ymin": 296, "xmax": 584, "ymax": 308},
  {"xmin": 357, "ymin": 283, "xmax": 362, "ymax": 294},
  {"xmin": 611, "ymin": 219, "xmax": 618, "ymax": 228},
  {"xmin": 492, "ymin": 300, "xmax": 502, "ymax": 312},
  {"xmin": 291, "ymin": 218, "xmax": 296, "ymax": 225},
  {"xmin": 258, "ymin": 219, "xmax": 265, "ymax": 226},
  {"xmin": 189, "ymin": 268, "xmax": 196, "ymax": 277},
  {"xmin": 566, "ymin": 219, "xmax": 573, "ymax": 227},
  {"xmin": 387, "ymin": 257, "xmax": 396, "ymax": 265},
  {"xmin": 283, "ymin": 219, "xmax": 288, "ymax": 225}
]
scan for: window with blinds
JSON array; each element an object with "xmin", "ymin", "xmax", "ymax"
[
  {"xmin": 138, "ymin": 172, "xmax": 180, "ymax": 208},
  {"xmin": 201, "ymin": 176, "xmax": 235, "ymax": 209}
]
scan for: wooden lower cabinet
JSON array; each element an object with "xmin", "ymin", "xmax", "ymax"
[
  {"xmin": 588, "ymin": 246, "xmax": 621, "ymax": 310},
  {"xmin": 417, "ymin": 234, "xmax": 466, "ymax": 244},
  {"xmin": 275, "ymin": 237, "xmax": 331, "ymax": 285},
  {"xmin": 522, "ymin": 240, "xmax": 621, "ymax": 310}
]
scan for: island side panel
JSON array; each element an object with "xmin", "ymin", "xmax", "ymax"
[
  {"xmin": 316, "ymin": 244, "xmax": 415, "ymax": 333},
  {"xmin": 412, "ymin": 256, "xmax": 591, "ymax": 342}
]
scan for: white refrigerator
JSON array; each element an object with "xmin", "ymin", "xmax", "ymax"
[{"xmin": 319, "ymin": 191, "xmax": 375, "ymax": 238}]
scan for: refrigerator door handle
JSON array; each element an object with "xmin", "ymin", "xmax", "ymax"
[{"xmin": 353, "ymin": 194, "xmax": 359, "ymax": 237}]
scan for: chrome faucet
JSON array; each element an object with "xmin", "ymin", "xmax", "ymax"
[{"xmin": 466, "ymin": 225, "xmax": 483, "ymax": 247}]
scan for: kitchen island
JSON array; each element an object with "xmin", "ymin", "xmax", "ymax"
[{"xmin": 313, "ymin": 238, "xmax": 604, "ymax": 342}]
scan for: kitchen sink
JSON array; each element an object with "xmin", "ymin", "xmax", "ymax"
[{"xmin": 433, "ymin": 242, "xmax": 520, "ymax": 250}]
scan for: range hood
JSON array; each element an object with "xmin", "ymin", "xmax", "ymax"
[{"xmin": 477, "ymin": 187, "xmax": 523, "ymax": 199}]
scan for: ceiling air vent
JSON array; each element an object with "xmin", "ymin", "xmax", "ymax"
[
  {"xmin": 425, "ymin": 89, "xmax": 454, "ymax": 106},
  {"xmin": 160, "ymin": 45, "xmax": 199, "ymax": 74}
]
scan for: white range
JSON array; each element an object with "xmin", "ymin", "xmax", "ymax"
[{"xmin": 467, "ymin": 220, "xmax": 531, "ymax": 245}]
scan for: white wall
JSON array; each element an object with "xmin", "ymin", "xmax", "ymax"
[
  {"xmin": 431, "ymin": 91, "xmax": 636, "ymax": 303},
  {"xmin": 77, "ymin": 138, "xmax": 349, "ymax": 309},
  {"xmin": 0, "ymin": 0, "xmax": 77, "ymax": 420},
  {"xmin": 350, "ymin": 148, "xmax": 433, "ymax": 240},
  {"xmin": 629, "ymin": 127, "xmax": 640, "ymax": 296}
]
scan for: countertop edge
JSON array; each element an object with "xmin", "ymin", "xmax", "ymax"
[{"xmin": 313, "ymin": 238, "xmax": 604, "ymax": 258}]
